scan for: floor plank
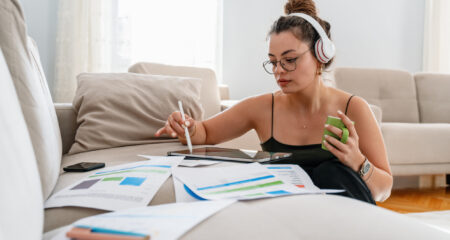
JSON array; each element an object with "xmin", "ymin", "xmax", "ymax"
[{"xmin": 377, "ymin": 187, "xmax": 450, "ymax": 213}]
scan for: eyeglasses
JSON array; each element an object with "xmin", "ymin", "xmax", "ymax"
[{"xmin": 263, "ymin": 49, "xmax": 311, "ymax": 74}]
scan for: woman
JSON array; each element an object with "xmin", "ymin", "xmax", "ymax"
[{"xmin": 156, "ymin": 0, "xmax": 392, "ymax": 203}]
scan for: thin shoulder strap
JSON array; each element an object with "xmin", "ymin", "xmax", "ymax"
[
  {"xmin": 345, "ymin": 95, "xmax": 355, "ymax": 115},
  {"xmin": 271, "ymin": 93, "xmax": 274, "ymax": 137}
]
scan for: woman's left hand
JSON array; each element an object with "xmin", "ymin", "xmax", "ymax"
[{"xmin": 322, "ymin": 110, "xmax": 366, "ymax": 172}]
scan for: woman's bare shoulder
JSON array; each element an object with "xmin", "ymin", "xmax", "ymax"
[
  {"xmin": 326, "ymin": 87, "xmax": 371, "ymax": 116},
  {"xmin": 234, "ymin": 92, "xmax": 274, "ymax": 109}
]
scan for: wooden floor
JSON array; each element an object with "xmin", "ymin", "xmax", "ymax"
[{"xmin": 377, "ymin": 187, "xmax": 450, "ymax": 213}]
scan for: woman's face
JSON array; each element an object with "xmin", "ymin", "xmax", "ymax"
[{"xmin": 267, "ymin": 31, "xmax": 318, "ymax": 94}]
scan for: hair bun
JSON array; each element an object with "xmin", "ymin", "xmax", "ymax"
[{"xmin": 284, "ymin": 0, "xmax": 317, "ymax": 17}]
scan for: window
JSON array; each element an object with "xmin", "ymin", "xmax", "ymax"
[{"xmin": 115, "ymin": 0, "xmax": 221, "ymax": 74}]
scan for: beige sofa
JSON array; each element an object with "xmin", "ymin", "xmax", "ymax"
[
  {"xmin": 334, "ymin": 68, "xmax": 450, "ymax": 178},
  {"xmin": 1, "ymin": 0, "xmax": 450, "ymax": 239}
]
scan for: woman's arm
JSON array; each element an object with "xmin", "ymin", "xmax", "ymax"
[
  {"xmin": 323, "ymin": 96, "xmax": 393, "ymax": 202},
  {"xmin": 156, "ymin": 95, "xmax": 264, "ymax": 146}
]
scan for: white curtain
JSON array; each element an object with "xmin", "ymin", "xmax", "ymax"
[
  {"xmin": 53, "ymin": 0, "xmax": 220, "ymax": 102},
  {"xmin": 423, "ymin": 0, "xmax": 450, "ymax": 73}
]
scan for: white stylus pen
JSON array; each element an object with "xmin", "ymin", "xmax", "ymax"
[{"xmin": 178, "ymin": 100, "xmax": 193, "ymax": 154}]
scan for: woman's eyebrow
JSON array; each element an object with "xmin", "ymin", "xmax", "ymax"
[{"xmin": 268, "ymin": 49, "xmax": 296, "ymax": 57}]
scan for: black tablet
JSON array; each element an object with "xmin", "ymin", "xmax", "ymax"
[{"xmin": 167, "ymin": 147, "xmax": 292, "ymax": 163}]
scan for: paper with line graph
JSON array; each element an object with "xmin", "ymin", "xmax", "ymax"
[
  {"xmin": 264, "ymin": 164, "xmax": 319, "ymax": 190},
  {"xmin": 172, "ymin": 162, "xmax": 310, "ymax": 201},
  {"xmin": 45, "ymin": 157, "xmax": 183, "ymax": 211}
]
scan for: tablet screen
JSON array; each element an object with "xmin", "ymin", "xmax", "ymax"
[{"xmin": 168, "ymin": 147, "xmax": 292, "ymax": 163}]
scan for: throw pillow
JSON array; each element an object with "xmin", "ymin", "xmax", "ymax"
[{"xmin": 68, "ymin": 72, "xmax": 204, "ymax": 154}]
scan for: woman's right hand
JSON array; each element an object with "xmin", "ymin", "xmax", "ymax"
[{"xmin": 155, "ymin": 111, "xmax": 196, "ymax": 139}]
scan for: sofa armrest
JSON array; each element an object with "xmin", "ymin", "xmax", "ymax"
[
  {"xmin": 219, "ymin": 84, "xmax": 230, "ymax": 100},
  {"xmin": 369, "ymin": 104, "xmax": 382, "ymax": 125},
  {"xmin": 55, "ymin": 103, "xmax": 77, "ymax": 154}
]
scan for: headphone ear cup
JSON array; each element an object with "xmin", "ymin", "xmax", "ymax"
[
  {"xmin": 314, "ymin": 38, "xmax": 335, "ymax": 63},
  {"xmin": 314, "ymin": 39, "xmax": 328, "ymax": 63},
  {"xmin": 323, "ymin": 40, "xmax": 336, "ymax": 60}
]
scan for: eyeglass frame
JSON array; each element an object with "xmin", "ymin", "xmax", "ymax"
[{"xmin": 262, "ymin": 48, "xmax": 312, "ymax": 74}]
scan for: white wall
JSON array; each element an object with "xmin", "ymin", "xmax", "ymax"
[
  {"xmin": 223, "ymin": 0, "xmax": 426, "ymax": 99},
  {"xmin": 19, "ymin": 0, "xmax": 58, "ymax": 90}
]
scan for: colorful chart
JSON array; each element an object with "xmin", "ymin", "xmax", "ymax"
[
  {"xmin": 120, "ymin": 177, "xmax": 147, "ymax": 186},
  {"xmin": 71, "ymin": 179, "xmax": 101, "ymax": 190}
]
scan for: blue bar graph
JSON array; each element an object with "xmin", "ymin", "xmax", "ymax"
[{"xmin": 120, "ymin": 177, "xmax": 146, "ymax": 186}]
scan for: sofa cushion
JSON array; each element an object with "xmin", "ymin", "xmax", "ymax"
[
  {"xmin": 182, "ymin": 195, "xmax": 449, "ymax": 239},
  {"xmin": 334, "ymin": 67, "xmax": 420, "ymax": 123},
  {"xmin": 129, "ymin": 62, "xmax": 221, "ymax": 119},
  {"xmin": 45, "ymin": 142, "xmax": 189, "ymax": 232},
  {"xmin": 68, "ymin": 73, "xmax": 204, "ymax": 154},
  {"xmin": 415, "ymin": 73, "xmax": 450, "ymax": 123},
  {"xmin": 0, "ymin": 49, "xmax": 43, "ymax": 240},
  {"xmin": 0, "ymin": 0, "xmax": 62, "ymax": 199},
  {"xmin": 381, "ymin": 122, "xmax": 450, "ymax": 167},
  {"xmin": 45, "ymin": 195, "xmax": 450, "ymax": 239}
]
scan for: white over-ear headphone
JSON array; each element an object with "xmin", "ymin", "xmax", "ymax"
[{"xmin": 288, "ymin": 13, "xmax": 335, "ymax": 63}]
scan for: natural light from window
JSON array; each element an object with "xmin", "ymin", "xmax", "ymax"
[{"xmin": 117, "ymin": 0, "xmax": 220, "ymax": 73}]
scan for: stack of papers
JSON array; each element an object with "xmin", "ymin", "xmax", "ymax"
[
  {"xmin": 173, "ymin": 162, "xmax": 342, "ymax": 201},
  {"xmin": 45, "ymin": 157, "xmax": 183, "ymax": 211}
]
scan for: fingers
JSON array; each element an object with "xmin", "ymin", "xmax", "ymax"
[
  {"xmin": 168, "ymin": 114, "xmax": 185, "ymax": 136},
  {"xmin": 324, "ymin": 134, "xmax": 347, "ymax": 152},
  {"xmin": 155, "ymin": 112, "xmax": 195, "ymax": 138},
  {"xmin": 322, "ymin": 137, "xmax": 344, "ymax": 159},
  {"xmin": 154, "ymin": 126, "xmax": 166, "ymax": 137},
  {"xmin": 324, "ymin": 124, "xmax": 343, "ymax": 138},
  {"xmin": 337, "ymin": 110, "xmax": 357, "ymax": 137}
]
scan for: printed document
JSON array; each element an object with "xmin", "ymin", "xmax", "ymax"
[
  {"xmin": 51, "ymin": 200, "xmax": 235, "ymax": 240},
  {"xmin": 265, "ymin": 164, "xmax": 319, "ymax": 190},
  {"xmin": 45, "ymin": 157, "xmax": 183, "ymax": 211},
  {"xmin": 174, "ymin": 176, "xmax": 201, "ymax": 202},
  {"xmin": 172, "ymin": 162, "xmax": 314, "ymax": 200},
  {"xmin": 174, "ymin": 163, "xmax": 343, "ymax": 202}
]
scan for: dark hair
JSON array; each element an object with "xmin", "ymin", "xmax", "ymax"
[{"xmin": 268, "ymin": 0, "xmax": 333, "ymax": 69}]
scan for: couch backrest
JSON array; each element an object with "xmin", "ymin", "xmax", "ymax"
[
  {"xmin": 334, "ymin": 67, "xmax": 420, "ymax": 123},
  {"xmin": 129, "ymin": 62, "xmax": 221, "ymax": 119},
  {"xmin": 0, "ymin": 0, "xmax": 62, "ymax": 199},
  {"xmin": 414, "ymin": 73, "xmax": 450, "ymax": 123},
  {"xmin": 0, "ymin": 49, "xmax": 43, "ymax": 240}
]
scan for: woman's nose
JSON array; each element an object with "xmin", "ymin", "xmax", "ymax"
[{"xmin": 274, "ymin": 62, "xmax": 286, "ymax": 75}]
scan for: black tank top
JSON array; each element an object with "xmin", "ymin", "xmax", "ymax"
[{"xmin": 260, "ymin": 94, "xmax": 355, "ymax": 167}]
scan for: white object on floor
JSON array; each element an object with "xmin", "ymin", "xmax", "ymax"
[
  {"xmin": 407, "ymin": 210, "xmax": 450, "ymax": 234},
  {"xmin": 45, "ymin": 157, "xmax": 183, "ymax": 211},
  {"xmin": 50, "ymin": 200, "xmax": 235, "ymax": 240}
]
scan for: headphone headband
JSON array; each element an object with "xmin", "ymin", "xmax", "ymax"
[
  {"xmin": 287, "ymin": 13, "xmax": 335, "ymax": 63},
  {"xmin": 288, "ymin": 13, "xmax": 331, "ymax": 44}
]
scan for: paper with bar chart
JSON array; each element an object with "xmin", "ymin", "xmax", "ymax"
[
  {"xmin": 45, "ymin": 157, "xmax": 183, "ymax": 211},
  {"xmin": 172, "ymin": 162, "xmax": 312, "ymax": 200},
  {"xmin": 264, "ymin": 164, "xmax": 345, "ymax": 194},
  {"xmin": 265, "ymin": 164, "xmax": 319, "ymax": 190},
  {"xmin": 51, "ymin": 200, "xmax": 235, "ymax": 240}
]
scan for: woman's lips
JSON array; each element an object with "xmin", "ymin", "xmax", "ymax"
[{"xmin": 277, "ymin": 79, "xmax": 291, "ymax": 87}]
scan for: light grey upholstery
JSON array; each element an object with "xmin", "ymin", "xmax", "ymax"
[
  {"xmin": 129, "ymin": 62, "xmax": 221, "ymax": 119},
  {"xmin": 415, "ymin": 73, "xmax": 450, "ymax": 123},
  {"xmin": 334, "ymin": 67, "xmax": 450, "ymax": 176},
  {"xmin": 334, "ymin": 67, "xmax": 420, "ymax": 123}
]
